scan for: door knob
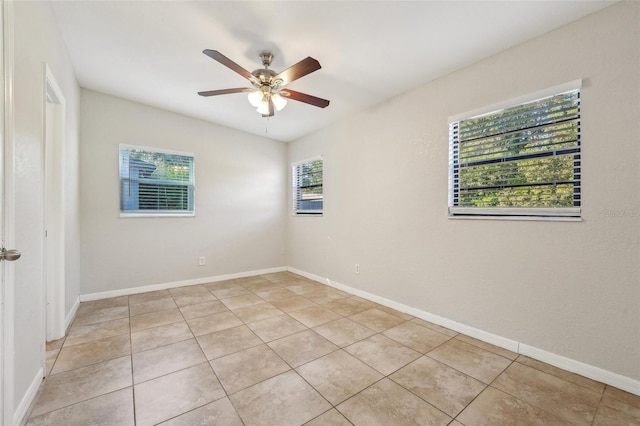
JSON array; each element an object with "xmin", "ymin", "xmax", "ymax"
[{"xmin": 0, "ymin": 248, "xmax": 21, "ymax": 261}]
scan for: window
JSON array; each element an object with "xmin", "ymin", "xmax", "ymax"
[
  {"xmin": 119, "ymin": 145, "xmax": 195, "ymax": 216},
  {"xmin": 448, "ymin": 81, "xmax": 581, "ymax": 219},
  {"xmin": 293, "ymin": 157, "xmax": 323, "ymax": 215}
]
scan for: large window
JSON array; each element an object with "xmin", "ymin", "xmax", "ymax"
[
  {"xmin": 449, "ymin": 82, "xmax": 581, "ymax": 219},
  {"xmin": 293, "ymin": 157, "xmax": 323, "ymax": 215},
  {"xmin": 119, "ymin": 145, "xmax": 195, "ymax": 216}
]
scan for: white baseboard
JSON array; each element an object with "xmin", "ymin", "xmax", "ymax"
[
  {"xmin": 79, "ymin": 267, "xmax": 286, "ymax": 302},
  {"xmin": 14, "ymin": 367, "xmax": 43, "ymax": 426},
  {"xmin": 287, "ymin": 266, "xmax": 640, "ymax": 396},
  {"xmin": 519, "ymin": 344, "xmax": 640, "ymax": 396},
  {"xmin": 64, "ymin": 296, "xmax": 80, "ymax": 333}
]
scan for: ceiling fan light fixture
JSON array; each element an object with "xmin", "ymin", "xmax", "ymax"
[
  {"xmin": 272, "ymin": 93, "xmax": 287, "ymax": 111},
  {"xmin": 247, "ymin": 90, "xmax": 263, "ymax": 107},
  {"xmin": 256, "ymin": 102, "xmax": 270, "ymax": 115}
]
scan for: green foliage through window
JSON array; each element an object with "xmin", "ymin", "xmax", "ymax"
[{"xmin": 449, "ymin": 88, "xmax": 581, "ymax": 217}]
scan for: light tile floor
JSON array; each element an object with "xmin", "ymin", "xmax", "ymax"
[{"xmin": 25, "ymin": 272, "xmax": 639, "ymax": 425}]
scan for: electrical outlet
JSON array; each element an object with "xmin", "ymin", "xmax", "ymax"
[
  {"xmin": 355, "ymin": 264, "xmax": 360, "ymax": 274},
  {"xmin": 198, "ymin": 256, "xmax": 206, "ymax": 266}
]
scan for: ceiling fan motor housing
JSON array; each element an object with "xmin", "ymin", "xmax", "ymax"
[{"xmin": 252, "ymin": 68, "xmax": 277, "ymax": 86}]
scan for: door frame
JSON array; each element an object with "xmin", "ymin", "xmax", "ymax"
[
  {"xmin": 43, "ymin": 64, "xmax": 66, "ymax": 343},
  {"xmin": 1, "ymin": 0, "xmax": 16, "ymax": 424}
]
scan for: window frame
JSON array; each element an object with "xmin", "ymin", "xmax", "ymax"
[
  {"xmin": 448, "ymin": 80, "xmax": 582, "ymax": 221},
  {"xmin": 292, "ymin": 156, "xmax": 324, "ymax": 216},
  {"xmin": 119, "ymin": 144, "xmax": 195, "ymax": 218}
]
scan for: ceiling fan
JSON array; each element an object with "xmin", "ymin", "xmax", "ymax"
[{"xmin": 198, "ymin": 50, "xmax": 330, "ymax": 117}]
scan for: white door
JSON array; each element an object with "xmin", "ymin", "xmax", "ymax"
[
  {"xmin": 1, "ymin": 0, "xmax": 19, "ymax": 424},
  {"xmin": 1, "ymin": 3, "xmax": 5, "ymax": 420},
  {"xmin": 0, "ymin": 2, "xmax": 4, "ymax": 421}
]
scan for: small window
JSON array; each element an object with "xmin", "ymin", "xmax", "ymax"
[
  {"xmin": 293, "ymin": 157, "xmax": 323, "ymax": 215},
  {"xmin": 119, "ymin": 145, "xmax": 195, "ymax": 216},
  {"xmin": 448, "ymin": 82, "xmax": 581, "ymax": 219}
]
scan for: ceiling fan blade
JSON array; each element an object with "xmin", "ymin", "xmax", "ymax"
[
  {"xmin": 203, "ymin": 50, "xmax": 257, "ymax": 83},
  {"xmin": 281, "ymin": 89, "xmax": 330, "ymax": 108},
  {"xmin": 198, "ymin": 87, "xmax": 253, "ymax": 97},
  {"xmin": 273, "ymin": 57, "xmax": 321, "ymax": 86}
]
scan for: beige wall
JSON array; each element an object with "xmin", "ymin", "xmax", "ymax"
[
  {"xmin": 287, "ymin": 2, "xmax": 639, "ymax": 380},
  {"xmin": 12, "ymin": 0, "xmax": 81, "ymax": 416},
  {"xmin": 79, "ymin": 90, "xmax": 287, "ymax": 295}
]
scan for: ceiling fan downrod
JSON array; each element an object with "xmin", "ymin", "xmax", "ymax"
[{"xmin": 259, "ymin": 51, "xmax": 273, "ymax": 68}]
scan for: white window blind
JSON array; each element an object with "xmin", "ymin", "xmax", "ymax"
[
  {"xmin": 449, "ymin": 85, "xmax": 581, "ymax": 219},
  {"xmin": 119, "ymin": 145, "xmax": 195, "ymax": 216},
  {"xmin": 293, "ymin": 157, "xmax": 323, "ymax": 215}
]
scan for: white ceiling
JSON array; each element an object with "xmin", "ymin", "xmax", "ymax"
[{"xmin": 51, "ymin": 1, "xmax": 613, "ymax": 142}]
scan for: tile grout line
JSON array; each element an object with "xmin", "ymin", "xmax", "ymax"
[
  {"xmin": 127, "ymin": 295, "xmax": 137, "ymax": 426},
  {"xmin": 452, "ymin": 358, "xmax": 517, "ymax": 423},
  {"xmin": 512, "ymin": 354, "xmax": 607, "ymax": 396},
  {"xmin": 25, "ymin": 388, "xmax": 135, "ymax": 424},
  {"xmin": 482, "ymin": 359, "xmax": 601, "ymax": 424}
]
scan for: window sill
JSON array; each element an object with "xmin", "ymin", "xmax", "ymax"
[
  {"xmin": 120, "ymin": 212, "xmax": 195, "ymax": 218},
  {"xmin": 448, "ymin": 215, "xmax": 582, "ymax": 222}
]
